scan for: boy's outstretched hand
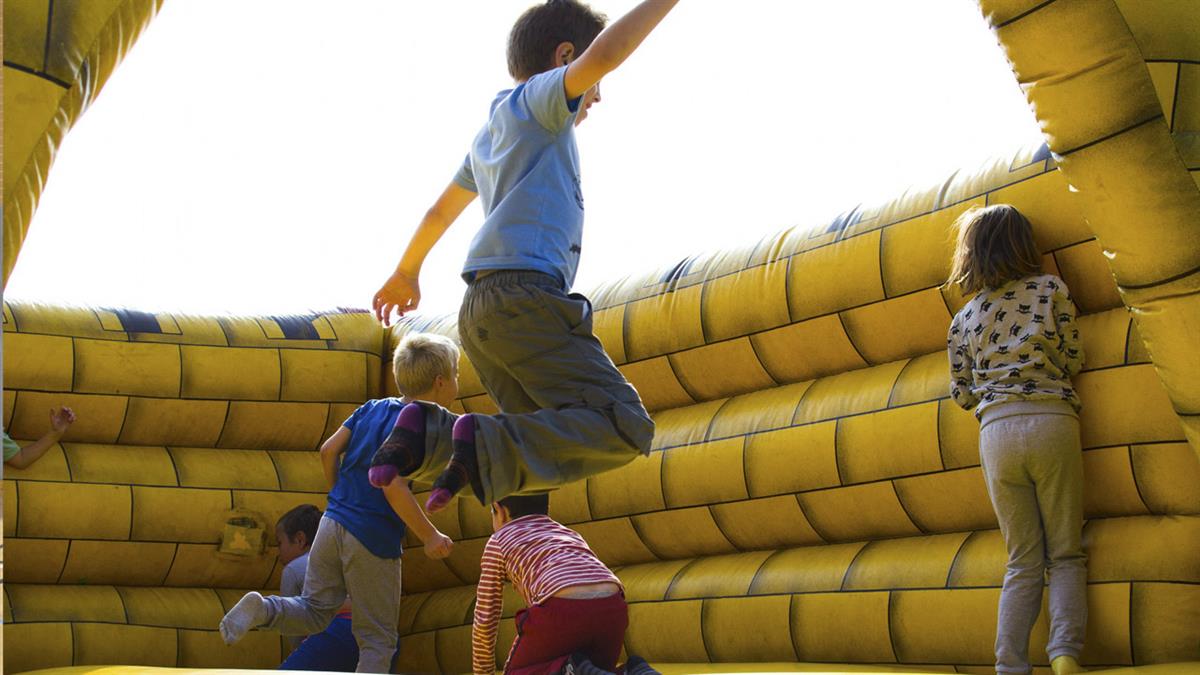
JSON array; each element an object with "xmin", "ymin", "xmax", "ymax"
[
  {"xmin": 424, "ymin": 531, "xmax": 454, "ymax": 559},
  {"xmin": 373, "ymin": 272, "xmax": 420, "ymax": 326},
  {"xmin": 49, "ymin": 406, "xmax": 76, "ymax": 436}
]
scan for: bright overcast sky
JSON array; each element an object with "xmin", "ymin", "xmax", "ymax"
[{"xmin": 7, "ymin": 0, "xmax": 1043, "ymax": 317}]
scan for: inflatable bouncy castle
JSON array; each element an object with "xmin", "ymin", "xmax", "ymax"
[{"xmin": 3, "ymin": 1, "xmax": 1198, "ymax": 673}]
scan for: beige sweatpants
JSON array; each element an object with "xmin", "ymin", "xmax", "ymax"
[{"xmin": 979, "ymin": 400, "xmax": 1087, "ymax": 674}]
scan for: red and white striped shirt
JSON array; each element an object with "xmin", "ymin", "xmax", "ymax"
[{"xmin": 472, "ymin": 514, "xmax": 622, "ymax": 675}]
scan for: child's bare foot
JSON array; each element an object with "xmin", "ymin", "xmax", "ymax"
[
  {"xmin": 219, "ymin": 591, "xmax": 266, "ymax": 645},
  {"xmin": 426, "ymin": 414, "xmax": 483, "ymax": 512},
  {"xmin": 369, "ymin": 403, "xmax": 426, "ymax": 488},
  {"xmin": 1051, "ymin": 655, "xmax": 1085, "ymax": 675}
]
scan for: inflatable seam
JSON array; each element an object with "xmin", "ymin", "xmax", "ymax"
[
  {"xmin": 943, "ymin": 531, "xmax": 974, "ymax": 588},
  {"xmin": 56, "ymin": 540, "xmax": 73, "ymax": 584},
  {"xmin": 1120, "ymin": 264, "xmax": 1200, "ymax": 292},
  {"xmin": 1056, "ymin": 113, "xmax": 1165, "ymax": 158},
  {"xmin": 891, "ymin": 481, "xmax": 929, "ymax": 535},
  {"xmin": 996, "ymin": 0, "xmax": 1058, "ymax": 28},
  {"xmin": 792, "ymin": 494, "xmax": 831, "ymax": 543},
  {"xmin": 1, "ymin": 59, "xmax": 71, "ymax": 88}
]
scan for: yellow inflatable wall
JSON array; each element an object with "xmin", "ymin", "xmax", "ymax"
[{"xmin": 3, "ymin": 1, "xmax": 1198, "ymax": 674}]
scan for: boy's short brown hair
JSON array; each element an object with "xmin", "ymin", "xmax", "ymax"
[
  {"xmin": 498, "ymin": 493, "xmax": 550, "ymax": 519},
  {"xmin": 947, "ymin": 204, "xmax": 1043, "ymax": 294},
  {"xmin": 508, "ymin": 0, "xmax": 607, "ymax": 81},
  {"xmin": 392, "ymin": 333, "xmax": 459, "ymax": 397},
  {"xmin": 277, "ymin": 504, "xmax": 321, "ymax": 543}
]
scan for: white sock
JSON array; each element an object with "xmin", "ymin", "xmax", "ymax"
[{"xmin": 219, "ymin": 591, "xmax": 267, "ymax": 645}]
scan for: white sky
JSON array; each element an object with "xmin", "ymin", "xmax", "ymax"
[{"xmin": 6, "ymin": 0, "xmax": 1043, "ymax": 317}]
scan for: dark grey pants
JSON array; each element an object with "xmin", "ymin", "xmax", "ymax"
[{"xmin": 411, "ymin": 271, "xmax": 654, "ymax": 504}]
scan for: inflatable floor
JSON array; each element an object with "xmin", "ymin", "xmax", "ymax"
[{"xmin": 3, "ymin": 0, "xmax": 1198, "ymax": 673}]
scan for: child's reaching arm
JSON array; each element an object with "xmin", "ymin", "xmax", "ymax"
[
  {"xmin": 380, "ymin": 477, "xmax": 454, "ymax": 559},
  {"xmin": 563, "ymin": 0, "xmax": 679, "ymax": 100},
  {"xmin": 471, "ymin": 537, "xmax": 506, "ymax": 675},
  {"xmin": 374, "ymin": 182, "xmax": 477, "ymax": 325},
  {"xmin": 4, "ymin": 406, "xmax": 75, "ymax": 469},
  {"xmin": 319, "ymin": 427, "xmax": 352, "ymax": 490}
]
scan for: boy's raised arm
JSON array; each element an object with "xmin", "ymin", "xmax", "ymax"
[
  {"xmin": 563, "ymin": 0, "xmax": 679, "ymax": 100},
  {"xmin": 374, "ymin": 181, "xmax": 477, "ymax": 325}
]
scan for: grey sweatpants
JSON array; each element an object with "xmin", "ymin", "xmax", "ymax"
[
  {"xmin": 979, "ymin": 400, "xmax": 1087, "ymax": 674},
  {"xmin": 261, "ymin": 517, "xmax": 400, "ymax": 673},
  {"xmin": 411, "ymin": 271, "xmax": 654, "ymax": 503}
]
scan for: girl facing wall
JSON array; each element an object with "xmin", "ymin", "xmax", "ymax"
[{"xmin": 946, "ymin": 204, "xmax": 1088, "ymax": 675}]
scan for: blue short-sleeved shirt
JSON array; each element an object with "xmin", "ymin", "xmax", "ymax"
[
  {"xmin": 324, "ymin": 399, "xmax": 407, "ymax": 559},
  {"xmin": 454, "ymin": 66, "xmax": 584, "ymax": 289}
]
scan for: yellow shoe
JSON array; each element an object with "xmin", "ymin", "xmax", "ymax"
[{"xmin": 1051, "ymin": 655, "xmax": 1086, "ymax": 675}]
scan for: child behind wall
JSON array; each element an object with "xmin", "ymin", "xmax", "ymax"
[
  {"xmin": 945, "ymin": 204, "xmax": 1087, "ymax": 675},
  {"xmin": 275, "ymin": 504, "xmax": 358, "ymax": 672},
  {"xmin": 275, "ymin": 504, "xmax": 323, "ymax": 649},
  {"xmin": 219, "ymin": 333, "xmax": 461, "ymax": 673}
]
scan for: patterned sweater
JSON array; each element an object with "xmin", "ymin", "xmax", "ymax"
[
  {"xmin": 472, "ymin": 515, "xmax": 622, "ymax": 675},
  {"xmin": 947, "ymin": 274, "xmax": 1084, "ymax": 419}
]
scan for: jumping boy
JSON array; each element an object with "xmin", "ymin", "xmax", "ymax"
[
  {"xmin": 219, "ymin": 333, "xmax": 461, "ymax": 673},
  {"xmin": 474, "ymin": 494, "xmax": 659, "ymax": 675},
  {"xmin": 370, "ymin": 0, "xmax": 678, "ymax": 513}
]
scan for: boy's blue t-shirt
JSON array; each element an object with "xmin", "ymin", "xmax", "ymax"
[
  {"xmin": 454, "ymin": 65, "xmax": 585, "ymax": 289},
  {"xmin": 324, "ymin": 398, "xmax": 407, "ymax": 559}
]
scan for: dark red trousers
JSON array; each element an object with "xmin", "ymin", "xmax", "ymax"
[{"xmin": 505, "ymin": 593, "xmax": 628, "ymax": 675}]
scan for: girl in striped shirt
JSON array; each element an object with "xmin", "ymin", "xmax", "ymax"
[{"xmin": 473, "ymin": 494, "xmax": 658, "ymax": 675}]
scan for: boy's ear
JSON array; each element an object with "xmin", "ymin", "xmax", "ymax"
[
  {"xmin": 295, "ymin": 531, "xmax": 308, "ymax": 549},
  {"xmin": 554, "ymin": 41, "xmax": 575, "ymax": 67}
]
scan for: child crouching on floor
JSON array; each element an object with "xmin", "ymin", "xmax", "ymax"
[
  {"xmin": 473, "ymin": 493, "xmax": 659, "ymax": 675},
  {"xmin": 275, "ymin": 504, "xmax": 358, "ymax": 671}
]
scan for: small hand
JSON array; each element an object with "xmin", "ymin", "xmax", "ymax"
[
  {"xmin": 423, "ymin": 532, "xmax": 454, "ymax": 559},
  {"xmin": 373, "ymin": 272, "xmax": 421, "ymax": 326},
  {"xmin": 49, "ymin": 406, "xmax": 76, "ymax": 437}
]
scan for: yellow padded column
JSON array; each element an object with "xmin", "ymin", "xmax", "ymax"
[
  {"xmin": 978, "ymin": 0, "xmax": 1200, "ymax": 455},
  {"xmin": 2, "ymin": 0, "xmax": 163, "ymax": 286}
]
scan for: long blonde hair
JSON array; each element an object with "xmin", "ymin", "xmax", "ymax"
[{"xmin": 947, "ymin": 204, "xmax": 1042, "ymax": 294}]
